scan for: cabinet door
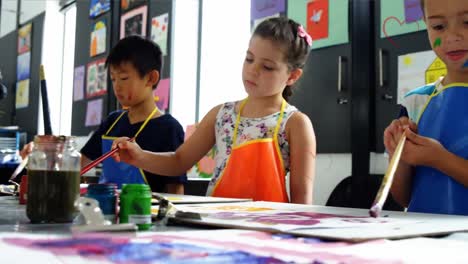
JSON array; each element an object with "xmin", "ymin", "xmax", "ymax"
[
  {"xmin": 373, "ymin": 0, "xmax": 431, "ymax": 152},
  {"xmin": 290, "ymin": 45, "xmax": 352, "ymax": 153}
]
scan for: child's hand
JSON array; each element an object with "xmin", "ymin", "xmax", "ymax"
[
  {"xmin": 111, "ymin": 137, "xmax": 143, "ymax": 165},
  {"xmin": 20, "ymin": 142, "xmax": 34, "ymax": 160},
  {"xmin": 402, "ymin": 128, "xmax": 445, "ymax": 167},
  {"xmin": 384, "ymin": 117, "xmax": 417, "ymax": 156}
]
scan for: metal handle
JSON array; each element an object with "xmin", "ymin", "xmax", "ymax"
[
  {"xmin": 379, "ymin": 49, "xmax": 384, "ymax": 87},
  {"xmin": 338, "ymin": 56, "xmax": 343, "ymax": 92}
]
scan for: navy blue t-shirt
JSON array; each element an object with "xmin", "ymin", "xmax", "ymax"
[{"xmin": 81, "ymin": 110, "xmax": 187, "ymax": 192}]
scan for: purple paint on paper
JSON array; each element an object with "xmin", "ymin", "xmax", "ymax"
[
  {"xmin": 250, "ymin": 0, "xmax": 285, "ymax": 20},
  {"xmin": 404, "ymin": 0, "xmax": 423, "ymax": 23}
]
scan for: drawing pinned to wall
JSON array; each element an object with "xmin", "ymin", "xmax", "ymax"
[
  {"xmin": 151, "ymin": 13, "xmax": 169, "ymax": 56},
  {"xmin": 15, "ymin": 79, "xmax": 29, "ymax": 109},
  {"xmin": 381, "ymin": 0, "xmax": 425, "ymax": 39},
  {"xmin": 90, "ymin": 20, "xmax": 106, "ymax": 57},
  {"xmin": 153, "ymin": 78, "xmax": 170, "ymax": 111},
  {"xmin": 17, "ymin": 52, "xmax": 30, "ymax": 81},
  {"xmin": 307, "ymin": 0, "xmax": 329, "ymax": 41},
  {"xmin": 85, "ymin": 98, "xmax": 103, "ymax": 127},
  {"xmin": 89, "ymin": 0, "xmax": 110, "ymax": 18},
  {"xmin": 73, "ymin": 66, "xmax": 85, "ymax": 101},
  {"xmin": 398, "ymin": 50, "xmax": 446, "ymax": 119},
  {"xmin": 120, "ymin": 5, "xmax": 147, "ymax": 39},
  {"xmin": 288, "ymin": 0, "xmax": 348, "ymax": 49},
  {"xmin": 185, "ymin": 124, "xmax": 216, "ymax": 178},
  {"xmin": 86, "ymin": 58, "xmax": 107, "ymax": 98},
  {"xmin": 121, "ymin": 0, "xmax": 146, "ymax": 12},
  {"xmin": 403, "ymin": 0, "xmax": 423, "ymax": 23},
  {"xmin": 17, "ymin": 23, "xmax": 32, "ymax": 54},
  {"xmin": 250, "ymin": 0, "xmax": 285, "ymax": 20}
]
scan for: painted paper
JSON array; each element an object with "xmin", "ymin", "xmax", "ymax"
[
  {"xmin": 153, "ymin": 78, "xmax": 170, "ymax": 111},
  {"xmin": 288, "ymin": 0, "xmax": 348, "ymax": 49},
  {"xmin": 17, "ymin": 23, "xmax": 31, "ymax": 54},
  {"xmin": 380, "ymin": 0, "xmax": 425, "ymax": 38},
  {"xmin": 87, "ymin": 59, "xmax": 107, "ymax": 98},
  {"xmin": 73, "ymin": 66, "xmax": 85, "ymax": 101},
  {"xmin": 120, "ymin": 5, "xmax": 147, "ymax": 39},
  {"xmin": 404, "ymin": 0, "xmax": 423, "ymax": 23},
  {"xmin": 121, "ymin": 0, "xmax": 145, "ymax": 12},
  {"xmin": 151, "ymin": 13, "xmax": 169, "ymax": 56},
  {"xmin": 89, "ymin": 0, "xmax": 110, "ymax": 18},
  {"xmin": 397, "ymin": 50, "xmax": 446, "ymax": 105},
  {"xmin": 17, "ymin": 52, "xmax": 30, "ymax": 81},
  {"xmin": 15, "ymin": 79, "xmax": 29, "ymax": 109},
  {"xmin": 85, "ymin": 98, "xmax": 103, "ymax": 127},
  {"xmin": 250, "ymin": 0, "xmax": 285, "ymax": 20},
  {"xmin": 307, "ymin": 0, "xmax": 329, "ymax": 41},
  {"xmin": 90, "ymin": 20, "xmax": 106, "ymax": 57}
]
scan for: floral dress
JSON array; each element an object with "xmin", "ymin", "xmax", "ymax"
[{"xmin": 206, "ymin": 100, "xmax": 298, "ymax": 196}]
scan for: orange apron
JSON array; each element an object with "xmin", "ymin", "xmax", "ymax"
[{"xmin": 212, "ymin": 99, "xmax": 289, "ymax": 202}]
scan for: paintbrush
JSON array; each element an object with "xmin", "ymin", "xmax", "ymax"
[
  {"xmin": 9, "ymin": 156, "xmax": 28, "ymax": 182},
  {"xmin": 152, "ymin": 192, "xmax": 201, "ymax": 220},
  {"xmin": 80, "ymin": 137, "xmax": 134, "ymax": 176},
  {"xmin": 369, "ymin": 134, "xmax": 407, "ymax": 217}
]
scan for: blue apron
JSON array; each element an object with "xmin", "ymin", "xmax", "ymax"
[
  {"xmin": 99, "ymin": 108, "xmax": 158, "ymax": 188},
  {"xmin": 408, "ymin": 83, "xmax": 468, "ymax": 215}
]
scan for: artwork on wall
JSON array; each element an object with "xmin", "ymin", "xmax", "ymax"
[
  {"xmin": 90, "ymin": 20, "xmax": 106, "ymax": 57},
  {"xmin": 120, "ymin": 0, "xmax": 146, "ymax": 12},
  {"xmin": 153, "ymin": 78, "xmax": 170, "ymax": 111},
  {"xmin": 250, "ymin": 0, "xmax": 285, "ymax": 20},
  {"xmin": 89, "ymin": 0, "xmax": 110, "ymax": 18},
  {"xmin": 86, "ymin": 58, "xmax": 107, "ymax": 98},
  {"xmin": 120, "ymin": 5, "xmax": 147, "ymax": 39},
  {"xmin": 151, "ymin": 13, "xmax": 169, "ymax": 56},
  {"xmin": 15, "ymin": 79, "xmax": 29, "ymax": 109},
  {"xmin": 18, "ymin": 23, "xmax": 32, "ymax": 54},
  {"xmin": 17, "ymin": 52, "xmax": 31, "ymax": 81},
  {"xmin": 85, "ymin": 98, "xmax": 103, "ymax": 127},
  {"xmin": 73, "ymin": 65, "xmax": 85, "ymax": 101},
  {"xmin": 306, "ymin": 0, "xmax": 329, "ymax": 41}
]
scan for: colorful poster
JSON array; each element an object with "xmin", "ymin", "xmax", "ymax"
[
  {"xmin": 90, "ymin": 20, "xmax": 106, "ymax": 57},
  {"xmin": 151, "ymin": 13, "xmax": 169, "ymax": 56},
  {"xmin": 185, "ymin": 124, "xmax": 216, "ymax": 178},
  {"xmin": 17, "ymin": 23, "xmax": 32, "ymax": 54},
  {"xmin": 85, "ymin": 98, "xmax": 103, "ymax": 127},
  {"xmin": 73, "ymin": 66, "xmax": 85, "ymax": 101},
  {"xmin": 121, "ymin": 0, "xmax": 145, "ymax": 12},
  {"xmin": 380, "ymin": 0, "xmax": 425, "ymax": 38},
  {"xmin": 89, "ymin": 0, "xmax": 110, "ymax": 18},
  {"xmin": 288, "ymin": 0, "xmax": 348, "ymax": 49},
  {"xmin": 17, "ymin": 52, "xmax": 30, "ymax": 81},
  {"xmin": 250, "ymin": 0, "xmax": 285, "ymax": 20},
  {"xmin": 306, "ymin": 0, "xmax": 329, "ymax": 41},
  {"xmin": 397, "ymin": 50, "xmax": 445, "ymax": 102},
  {"xmin": 120, "ymin": 5, "xmax": 147, "ymax": 39},
  {"xmin": 404, "ymin": 0, "xmax": 423, "ymax": 23},
  {"xmin": 153, "ymin": 78, "xmax": 170, "ymax": 111},
  {"xmin": 86, "ymin": 59, "xmax": 107, "ymax": 98},
  {"xmin": 15, "ymin": 79, "xmax": 29, "ymax": 109}
]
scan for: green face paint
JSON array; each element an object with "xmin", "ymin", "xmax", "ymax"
[{"xmin": 433, "ymin": 38, "xmax": 441, "ymax": 48}]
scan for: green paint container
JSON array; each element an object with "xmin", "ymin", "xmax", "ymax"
[{"xmin": 119, "ymin": 184, "xmax": 152, "ymax": 230}]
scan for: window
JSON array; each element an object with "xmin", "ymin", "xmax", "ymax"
[{"xmin": 0, "ymin": 0, "xmax": 18, "ymax": 37}]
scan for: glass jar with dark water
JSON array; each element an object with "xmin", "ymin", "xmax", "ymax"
[{"xmin": 27, "ymin": 135, "xmax": 81, "ymax": 223}]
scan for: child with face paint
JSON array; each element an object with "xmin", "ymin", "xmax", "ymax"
[
  {"xmin": 384, "ymin": 0, "xmax": 468, "ymax": 215},
  {"xmin": 80, "ymin": 36, "xmax": 187, "ymax": 193},
  {"xmin": 112, "ymin": 17, "xmax": 316, "ymax": 204}
]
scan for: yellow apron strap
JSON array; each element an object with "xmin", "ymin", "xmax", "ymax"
[
  {"xmin": 134, "ymin": 107, "xmax": 159, "ymax": 139},
  {"xmin": 232, "ymin": 99, "xmax": 248, "ymax": 147},
  {"xmin": 105, "ymin": 111, "xmax": 127, "ymax": 136},
  {"xmin": 273, "ymin": 99, "xmax": 286, "ymax": 139}
]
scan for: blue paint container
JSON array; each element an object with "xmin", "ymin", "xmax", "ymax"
[{"xmin": 86, "ymin": 183, "xmax": 117, "ymax": 222}]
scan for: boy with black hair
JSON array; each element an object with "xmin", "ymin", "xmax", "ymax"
[{"xmin": 81, "ymin": 35, "xmax": 186, "ymax": 193}]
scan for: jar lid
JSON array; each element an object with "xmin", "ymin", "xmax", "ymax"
[
  {"xmin": 121, "ymin": 184, "xmax": 151, "ymax": 192},
  {"xmin": 88, "ymin": 183, "xmax": 117, "ymax": 191},
  {"xmin": 34, "ymin": 135, "xmax": 75, "ymax": 143}
]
